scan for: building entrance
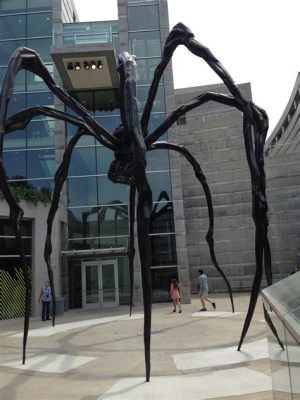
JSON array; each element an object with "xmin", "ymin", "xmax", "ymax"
[{"xmin": 82, "ymin": 260, "xmax": 119, "ymax": 308}]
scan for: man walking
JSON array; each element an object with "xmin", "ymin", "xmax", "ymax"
[
  {"xmin": 38, "ymin": 280, "xmax": 52, "ymax": 321},
  {"xmin": 197, "ymin": 269, "xmax": 216, "ymax": 311}
]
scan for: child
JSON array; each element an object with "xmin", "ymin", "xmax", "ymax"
[{"xmin": 170, "ymin": 278, "xmax": 182, "ymax": 313}]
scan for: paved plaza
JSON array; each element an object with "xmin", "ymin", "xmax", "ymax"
[{"xmin": 0, "ymin": 293, "xmax": 273, "ymax": 400}]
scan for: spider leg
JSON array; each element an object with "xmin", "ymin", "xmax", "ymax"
[
  {"xmin": 133, "ymin": 139, "xmax": 152, "ymax": 382},
  {"xmin": 141, "ymin": 22, "xmax": 252, "ymax": 135},
  {"xmin": 129, "ymin": 184, "xmax": 136, "ymax": 316},
  {"xmin": 149, "ymin": 142, "xmax": 234, "ymax": 313},
  {"xmin": 0, "ymin": 47, "xmax": 118, "ymax": 150}
]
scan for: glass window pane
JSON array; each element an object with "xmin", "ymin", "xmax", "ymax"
[
  {"xmin": 27, "ymin": 149, "xmax": 55, "ymax": 179},
  {"xmin": 128, "ymin": 5, "xmax": 159, "ymax": 31},
  {"xmin": 147, "ymin": 171, "xmax": 172, "ymax": 201},
  {"xmin": 3, "ymin": 130, "xmax": 26, "ymax": 150},
  {"xmin": 68, "ymin": 176, "xmax": 97, "ymax": 207},
  {"xmin": 27, "ymin": 64, "xmax": 53, "ymax": 91},
  {"xmin": 0, "ymin": 15, "xmax": 26, "ymax": 40},
  {"xmin": 0, "ymin": 218, "xmax": 32, "ymax": 237},
  {"xmin": 96, "ymin": 146, "xmax": 114, "ymax": 175},
  {"xmin": 136, "ymin": 58, "xmax": 159, "ymax": 85},
  {"xmin": 97, "ymin": 176, "xmax": 128, "ymax": 205},
  {"xmin": 6, "ymin": 94, "xmax": 26, "ymax": 118},
  {"xmin": 118, "ymin": 257, "xmax": 130, "ymax": 305},
  {"xmin": 27, "ymin": 92, "xmax": 54, "ymax": 109},
  {"xmin": 129, "ymin": 31, "xmax": 161, "ymax": 58},
  {"xmin": 94, "ymin": 116, "xmax": 121, "ymax": 134},
  {"xmin": 27, "ymin": 119, "xmax": 55, "ymax": 148},
  {"xmin": 27, "ymin": 13, "xmax": 52, "ymax": 37},
  {"xmin": 0, "ymin": 237, "xmax": 31, "ymax": 255},
  {"xmin": 0, "ymin": 40, "xmax": 25, "ymax": 66},
  {"xmin": 67, "ymin": 123, "xmax": 95, "ymax": 146},
  {"xmin": 151, "ymin": 201, "xmax": 174, "ymax": 233},
  {"xmin": 99, "ymin": 205, "xmax": 128, "ymax": 237},
  {"xmin": 27, "ymin": 38, "xmax": 52, "ymax": 63},
  {"xmin": 3, "ymin": 150, "xmax": 26, "ymax": 179},
  {"xmin": 137, "ymin": 85, "xmax": 165, "ymax": 113},
  {"xmin": 0, "ymin": 0, "xmax": 26, "ymax": 14},
  {"xmin": 151, "ymin": 234, "xmax": 177, "ymax": 266},
  {"xmin": 68, "ymin": 207, "xmax": 99, "ymax": 238},
  {"xmin": 146, "ymin": 149, "xmax": 170, "ymax": 171},
  {"xmin": 68, "ymin": 238, "xmax": 99, "ymax": 251},
  {"xmin": 27, "ymin": 0, "xmax": 52, "ymax": 12},
  {"xmin": 27, "ymin": 179, "xmax": 53, "ymax": 197},
  {"xmin": 68, "ymin": 147, "xmax": 96, "ymax": 176},
  {"xmin": 99, "ymin": 236, "xmax": 127, "ymax": 249}
]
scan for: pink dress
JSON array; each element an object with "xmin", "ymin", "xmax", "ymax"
[{"xmin": 170, "ymin": 284, "xmax": 180, "ymax": 300}]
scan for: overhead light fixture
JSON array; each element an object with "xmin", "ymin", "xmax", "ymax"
[
  {"xmin": 91, "ymin": 61, "xmax": 97, "ymax": 70},
  {"xmin": 97, "ymin": 61, "xmax": 103, "ymax": 70},
  {"xmin": 67, "ymin": 62, "xmax": 74, "ymax": 70},
  {"xmin": 75, "ymin": 62, "xmax": 81, "ymax": 71},
  {"xmin": 83, "ymin": 61, "xmax": 90, "ymax": 70}
]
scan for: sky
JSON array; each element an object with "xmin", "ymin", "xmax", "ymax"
[{"xmin": 73, "ymin": 0, "xmax": 300, "ymax": 135}]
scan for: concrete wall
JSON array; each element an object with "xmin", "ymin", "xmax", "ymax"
[
  {"xmin": 265, "ymin": 73, "xmax": 300, "ymax": 278},
  {"xmin": 176, "ymin": 82, "xmax": 260, "ymax": 292}
]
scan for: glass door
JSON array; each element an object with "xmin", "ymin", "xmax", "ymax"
[
  {"xmin": 100, "ymin": 261, "xmax": 119, "ymax": 307},
  {"xmin": 82, "ymin": 260, "xmax": 119, "ymax": 308},
  {"xmin": 82, "ymin": 263, "xmax": 100, "ymax": 308}
]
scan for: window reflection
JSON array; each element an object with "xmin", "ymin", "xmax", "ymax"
[
  {"xmin": 27, "ymin": 148, "xmax": 55, "ymax": 178},
  {"xmin": 3, "ymin": 150, "xmax": 26, "ymax": 179},
  {"xmin": 27, "ymin": 119, "xmax": 55, "ymax": 148},
  {"xmin": 27, "ymin": 64, "xmax": 53, "ymax": 91},
  {"xmin": 98, "ymin": 176, "xmax": 128, "ymax": 205},
  {"xmin": 27, "ymin": 13, "xmax": 52, "ymax": 37},
  {"xmin": 6, "ymin": 94, "xmax": 26, "ymax": 118},
  {"xmin": 0, "ymin": 15, "xmax": 26, "ymax": 40},
  {"xmin": 128, "ymin": 5, "xmax": 159, "ymax": 31},
  {"xmin": 0, "ymin": 0, "xmax": 26, "ymax": 15},
  {"xmin": 151, "ymin": 233, "xmax": 177, "ymax": 266},
  {"xmin": 147, "ymin": 171, "xmax": 172, "ymax": 201},
  {"xmin": 0, "ymin": 40, "xmax": 25, "ymax": 66},
  {"xmin": 3, "ymin": 130, "xmax": 26, "ymax": 150},
  {"xmin": 68, "ymin": 207, "xmax": 99, "ymax": 238},
  {"xmin": 136, "ymin": 58, "xmax": 160, "ymax": 85},
  {"xmin": 68, "ymin": 147, "xmax": 96, "ymax": 176},
  {"xmin": 151, "ymin": 200, "xmax": 174, "ymax": 233},
  {"xmin": 96, "ymin": 146, "xmax": 114, "ymax": 175},
  {"xmin": 137, "ymin": 85, "xmax": 165, "ymax": 113},
  {"xmin": 99, "ymin": 205, "xmax": 128, "ymax": 237},
  {"xmin": 146, "ymin": 149, "xmax": 170, "ymax": 171},
  {"xmin": 68, "ymin": 176, "xmax": 98, "ymax": 207},
  {"xmin": 27, "ymin": 38, "xmax": 52, "ymax": 63},
  {"xmin": 27, "ymin": 92, "xmax": 53, "ymax": 109},
  {"xmin": 129, "ymin": 31, "xmax": 161, "ymax": 58}
]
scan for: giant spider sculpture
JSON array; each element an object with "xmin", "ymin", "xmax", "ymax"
[{"xmin": 0, "ymin": 23, "xmax": 273, "ymax": 382}]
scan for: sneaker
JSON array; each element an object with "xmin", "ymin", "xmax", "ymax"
[
  {"xmin": 212, "ymin": 303, "xmax": 216, "ymax": 310},
  {"xmin": 199, "ymin": 308, "xmax": 207, "ymax": 312}
]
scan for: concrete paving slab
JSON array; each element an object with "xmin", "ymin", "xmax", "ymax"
[
  {"xmin": 1, "ymin": 353, "xmax": 97, "ymax": 373},
  {"xmin": 97, "ymin": 367, "xmax": 272, "ymax": 399},
  {"xmin": 12, "ymin": 313, "xmax": 143, "ymax": 337},
  {"xmin": 172, "ymin": 338, "xmax": 269, "ymax": 370}
]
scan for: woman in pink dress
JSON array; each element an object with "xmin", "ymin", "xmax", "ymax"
[{"xmin": 170, "ymin": 279, "xmax": 182, "ymax": 313}]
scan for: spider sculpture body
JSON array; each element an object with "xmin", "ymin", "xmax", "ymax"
[{"xmin": 0, "ymin": 23, "xmax": 273, "ymax": 382}]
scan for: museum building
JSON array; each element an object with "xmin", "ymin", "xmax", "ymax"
[{"xmin": 1, "ymin": 0, "xmax": 298, "ymax": 318}]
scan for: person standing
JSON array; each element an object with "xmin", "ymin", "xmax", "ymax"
[
  {"xmin": 38, "ymin": 280, "xmax": 52, "ymax": 321},
  {"xmin": 170, "ymin": 278, "xmax": 182, "ymax": 313},
  {"xmin": 197, "ymin": 269, "xmax": 216, "ymax": 311}
]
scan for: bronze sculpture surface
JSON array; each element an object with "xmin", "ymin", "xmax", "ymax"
[{"xmin": 0, "ymin": 23, "xmax": 272, "ymax": 381}]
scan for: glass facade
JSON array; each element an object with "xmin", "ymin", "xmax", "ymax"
[
  {"xmin": 0, "ymin": 0, "xmax": 54, "ymax": 198},
  {"xmin": 0, "ymin": 0, "xmax": 178, "ymax": 309}
]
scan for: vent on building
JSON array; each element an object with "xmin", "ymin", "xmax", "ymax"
[{"xmin": 177, "ymin": 114, "xmax": 186, "ymax": 126}]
